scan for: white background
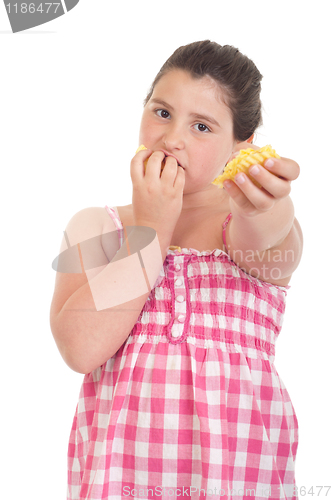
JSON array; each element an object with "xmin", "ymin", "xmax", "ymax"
[{"xmin": 1, "ymin": 0, "xmax": 331, "ymax": 498}]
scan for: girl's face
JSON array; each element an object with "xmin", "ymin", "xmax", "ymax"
[{"xmin": 139, "ymin": 69, "xmax": 239, "ymax": 194}]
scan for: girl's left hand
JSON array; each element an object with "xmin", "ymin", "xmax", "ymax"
[{"xmin": 223, "ymin": 142, "xmax": 300, "ymax": 217}]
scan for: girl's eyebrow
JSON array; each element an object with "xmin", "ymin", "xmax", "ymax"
[
  {"xmin": 191, "ymin": 113, "xmax": 220, "ymax": 128},
  {"xmin": 149, "ymin": 98, "xmax": 220, "ymax": 128},
  {"xmin": 150, "ymin": 98, "xmax": 174, "ymax": 110}
]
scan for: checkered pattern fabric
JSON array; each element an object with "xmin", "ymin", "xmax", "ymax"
[{"xmin": 67, "ymin": 206, "xmax": 298, "ymax": 500}]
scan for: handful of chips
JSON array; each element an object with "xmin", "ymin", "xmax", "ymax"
[{"xmin": 212, "ymin": 145, "xmax": 280, "ymax": 188}]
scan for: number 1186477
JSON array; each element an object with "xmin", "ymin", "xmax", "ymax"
[{"xmin": 5, "ymin": 3, "xmax": 60, "ymax": 14}]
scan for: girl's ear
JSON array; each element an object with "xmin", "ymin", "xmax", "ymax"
[{"xmin": 225, "ymin": 135, "xmax": 256, "ymax": 165}]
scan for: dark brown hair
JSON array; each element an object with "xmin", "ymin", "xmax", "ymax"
[{"xmin": 144, "ymin": 40, "xmax": 263, "ymax": 142}]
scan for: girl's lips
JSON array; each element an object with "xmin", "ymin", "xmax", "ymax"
[{"xmin": 159, "ymin": 149, "xmax": 184, "ymax": 169}]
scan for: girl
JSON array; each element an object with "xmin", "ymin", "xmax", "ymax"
[{"xmin": 50, "ymin": 40, "xmax": 303, "ymax": 500}]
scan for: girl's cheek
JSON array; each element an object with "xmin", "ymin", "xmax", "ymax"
[
  {"xmin": 142, "ymin": 117, "xmax": 156, "ymax": 134},
  {"xmin": 139, "ymin": 120, "xmax": 155, "ymax": 144}
]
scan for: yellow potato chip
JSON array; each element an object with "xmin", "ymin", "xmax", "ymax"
[
  {"xmin": 135, "ymin": 145, "xmax": 149, "ymax": 171},
  {"xmin": 135, "ymin": 145, "xmax": 148, "ymax": 154},
  {"xmin": 135, "ymin": 145, "xmax": 166, "ymax": 173}
]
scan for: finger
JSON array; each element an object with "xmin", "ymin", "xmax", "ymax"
[
  {"xmin": 174, "ymin": 164, "xmax": 186, "ymax": 191},
  {"xmin": 263, "ymin": 156, "xmax": 300, "ymax": 182},
  {"xmin": 247, "ymin": 164, "xmax": 292, "ymax": 199},
  {"xmin": 144, "ymin": 151, "xmax": 166, "ymax": 180},
  {"xmin": 130, "ymin": 148, "xmax": 152, "ymax": 181},
  {"xmin": 161, "ymin": 155, "xmax": 179, "ymax": 179},
  {"xmin": 223, "ymin": 178, "xmax": 259, "ymax": 214},
  {"xmin": 225, "ymin": 174, "xmax": 276, "ymax": 213}
]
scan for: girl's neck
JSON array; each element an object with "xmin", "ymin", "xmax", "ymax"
[{"xmin": 181, "ymin": 186, "xmax": 229, "ymax": 214}]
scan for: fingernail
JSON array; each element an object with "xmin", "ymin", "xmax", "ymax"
[
  {"xmin": 250, "ymin": 165, "xmax": 260, "ymax": 176},
  {"xmin": 223, "ymin": 180, "xmax": 232, "ymax": 189},
  {"xmin": 235, "ymin": 173, "xmax": 245, "ymax": 184},
  {"xmin": 265, "ymin": 159, "xmax": 274, "ymax": 168}
]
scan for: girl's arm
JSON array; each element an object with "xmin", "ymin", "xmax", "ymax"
[
  {"xmin": 223, "ymin": 154, "xmax": 303, "ymax": 282},
  {"xmin": 50, "ymin": 207, "xmax": 171, "ymax": 374}
]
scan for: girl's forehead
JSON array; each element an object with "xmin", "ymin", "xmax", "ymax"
[{"xmin": 151, "ymin": 69, "xmax": 231, "ymax": 118}]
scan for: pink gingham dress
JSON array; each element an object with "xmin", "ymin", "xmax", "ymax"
[{"xmin": 67, "ymin": 206, "xmax": 298, "ymax": 500}]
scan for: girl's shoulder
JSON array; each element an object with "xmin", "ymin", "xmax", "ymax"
[
  {"xmin": 59, "ymin": 207, "xmax": 106, "ymax": 253},
  {"xmin": 105, "ymin": 204, "xmax": 134, "ymax": 229},
  {"xmin": 58, "ymin": 206, "xmax": 122, "ymax": 257},
  {"xmin": 102, "ymin": 204, "xmax": 132, "ymax": 230}
]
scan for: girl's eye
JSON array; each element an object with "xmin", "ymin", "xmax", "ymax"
[
  {"xmin": 194, "ymin": 123, "xmax": 210, "ymax": 133},
  {"xmin": 156, "ymin": 109, "xmax": 170, "ymax": 119}
]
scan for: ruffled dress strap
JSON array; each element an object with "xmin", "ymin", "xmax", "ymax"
[
  {"xmin": 222, "ymin": 212, "xmax": 232, "ymax": 255},
  {"xmin": 104, "ymin": 205, "xmax": 125, "ymax": 248}
]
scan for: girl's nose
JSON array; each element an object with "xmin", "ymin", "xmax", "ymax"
[{"xmin": 162, "ymin": 124, "xmax": 185, "ymax": 151}]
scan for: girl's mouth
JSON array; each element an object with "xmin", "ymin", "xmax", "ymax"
[{"xmin": 160, "ymin": 149, "xmax": 184, "ymax": 169}]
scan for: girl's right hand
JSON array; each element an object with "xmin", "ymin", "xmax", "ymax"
[{"xmin": 130, "ymin": 149, "xmax": 186, "ymax": 239}]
